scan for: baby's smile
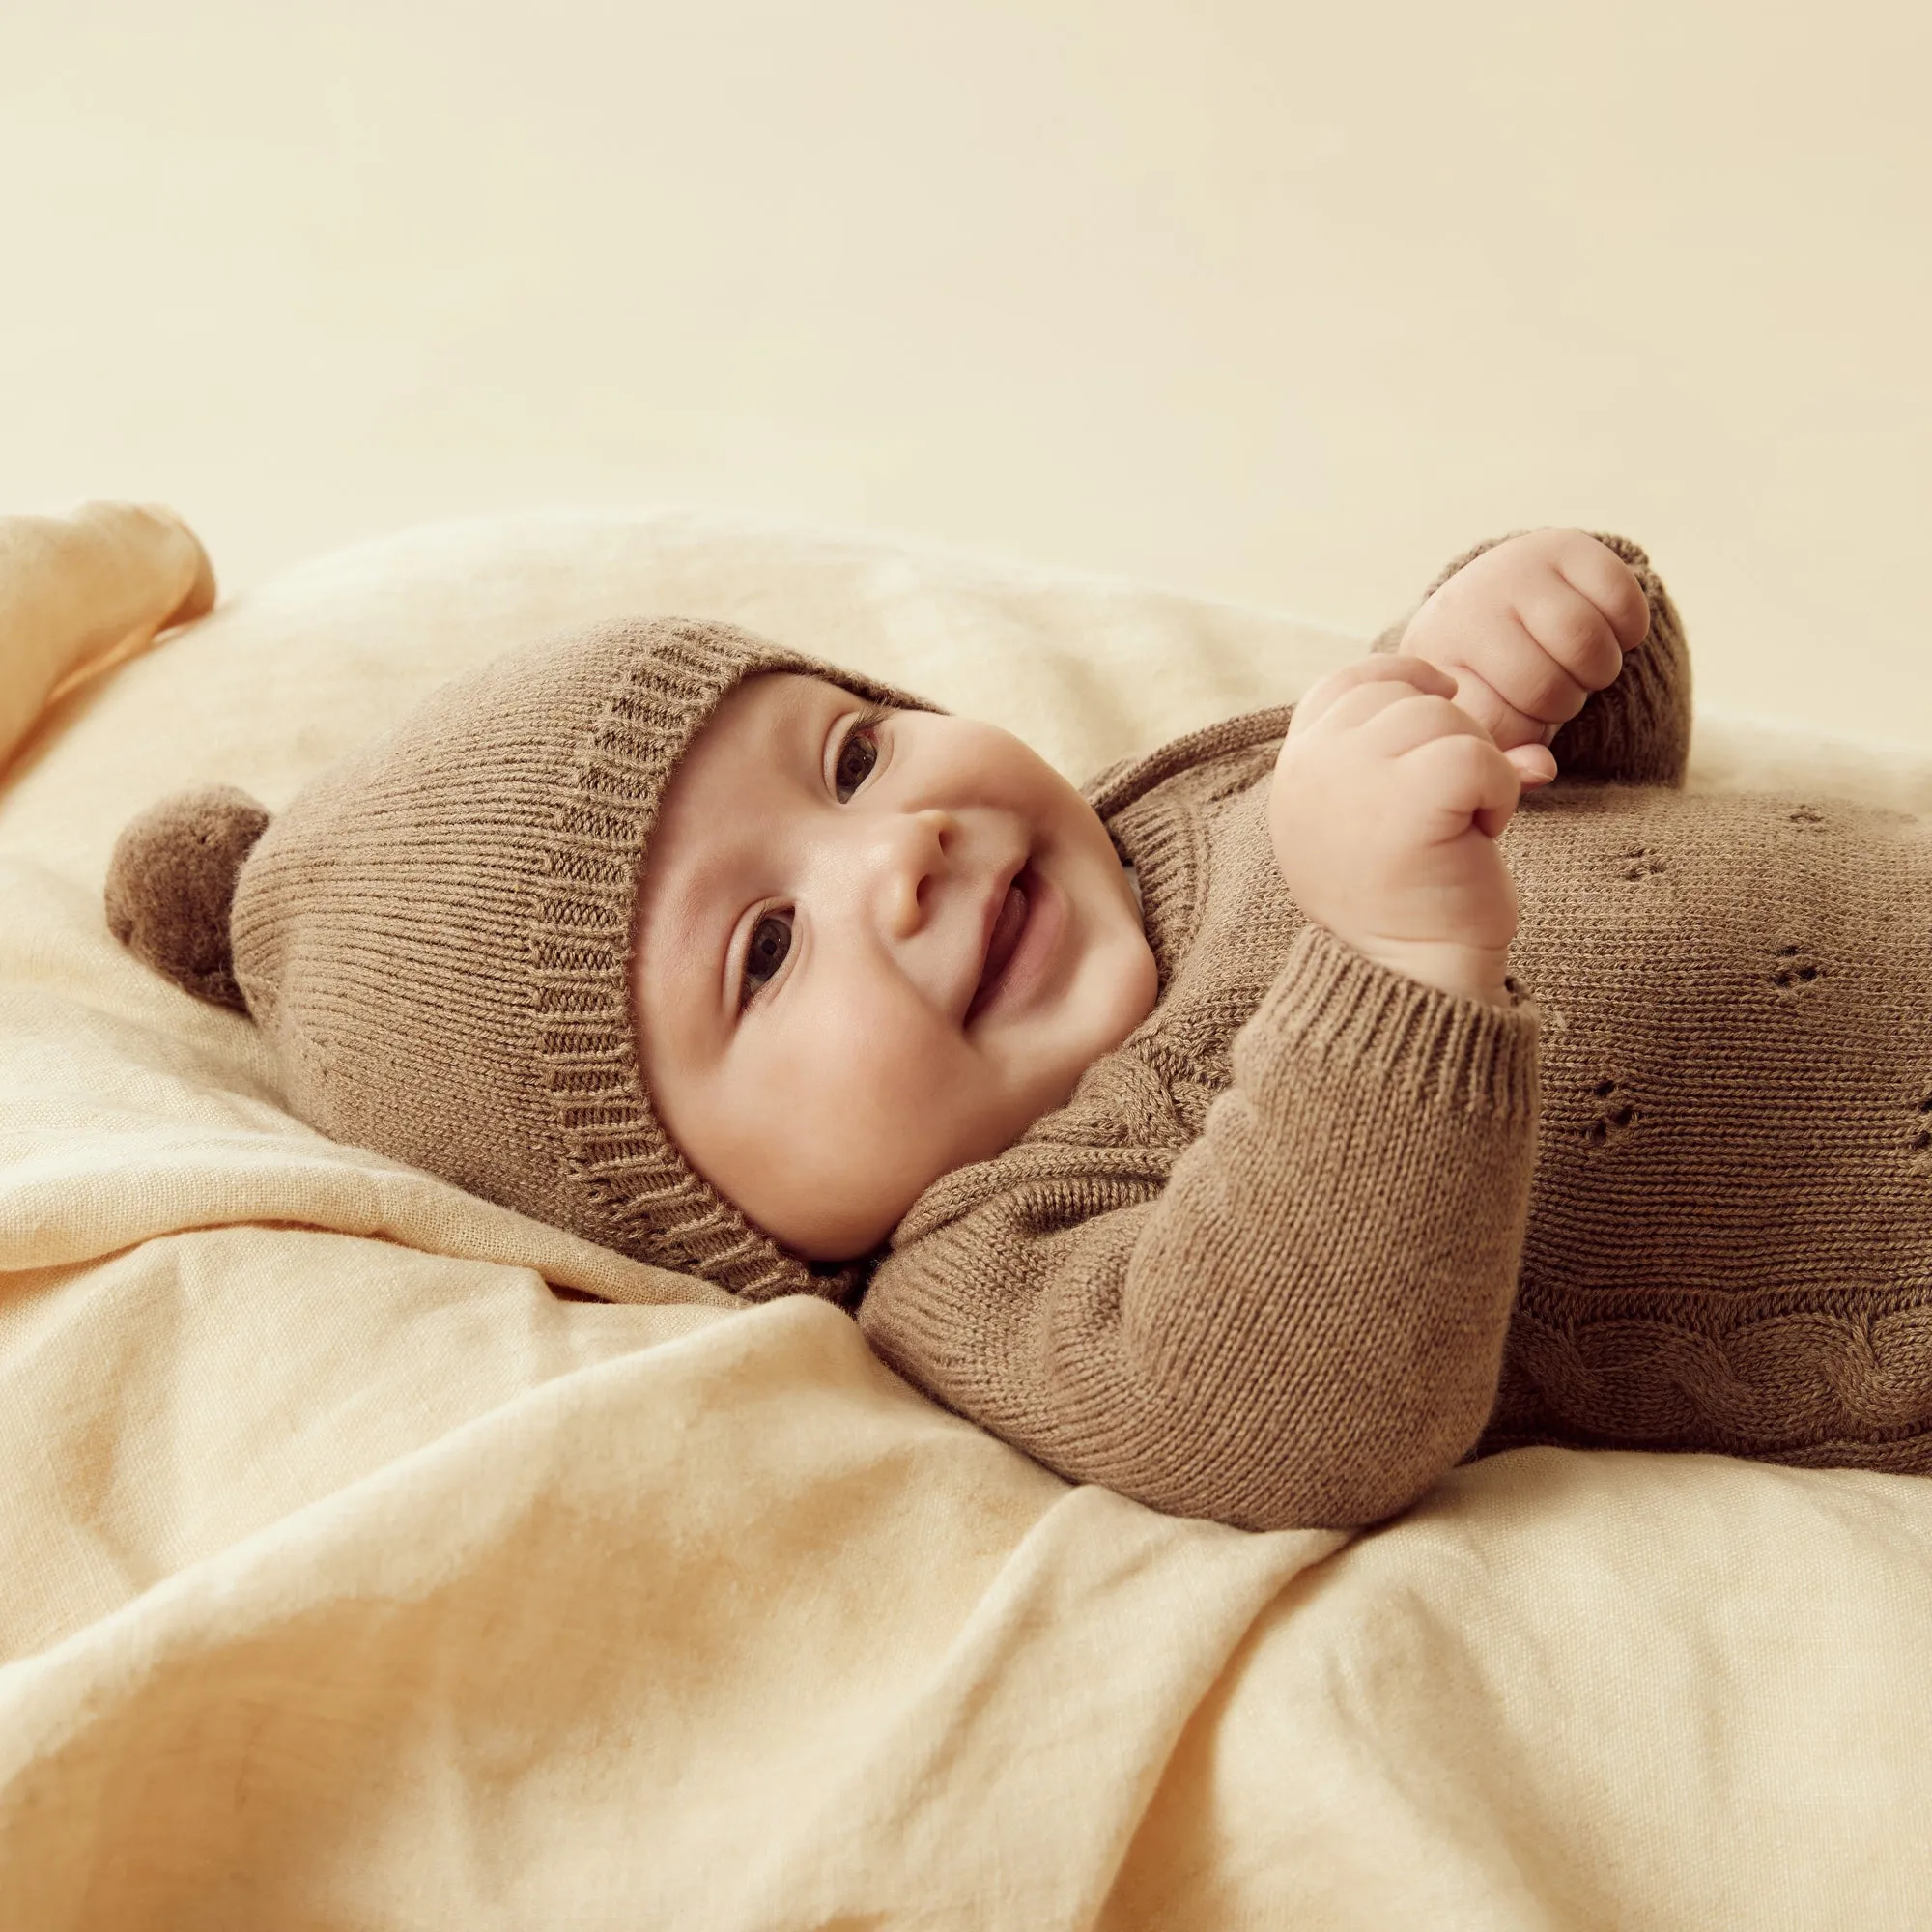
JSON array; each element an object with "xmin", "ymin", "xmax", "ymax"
[
  {"xmin": 631, "ymin": 670, "xmax": 1158, "ymax": 1260},
  {"xmin": 965, "ymin": 864, "xmax": 1058, "ymax": 1025}
]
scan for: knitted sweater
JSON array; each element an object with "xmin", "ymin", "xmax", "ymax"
[{"xmin": 856, "ymin": 538, "xmax": 1932, "ymax": 1530}]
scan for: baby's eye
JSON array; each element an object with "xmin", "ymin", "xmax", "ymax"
[
  {"xmin": 834, "ymin": 713, "xmax": 885, "ymax": 802},
  {"xmin": 740, "ymin": 908, "xmax": 793, "ymax": 1009}
]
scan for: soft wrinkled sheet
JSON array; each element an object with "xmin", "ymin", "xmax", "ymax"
[{"xmin": 2, "ymin": 502, "xmax": 1928, "ymax": 1928}]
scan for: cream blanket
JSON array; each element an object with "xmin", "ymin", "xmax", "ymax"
[{"xmin": 3, "ymin": 502, "xmax": 1927, "ymax": 1927}]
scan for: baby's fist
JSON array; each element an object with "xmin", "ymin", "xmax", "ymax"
[
  {"xmin": 1398, "ymin": 530, "xmax": 1650, "ymax": 786},
  {"xmin": 1269, "ymin": 654, "xmax": 1521, "ymax": 1007}
]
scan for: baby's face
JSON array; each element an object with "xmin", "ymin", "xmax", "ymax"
[{"xmin": 632, "ymin": 672, "xmax": 1158, "ymax": 1261}]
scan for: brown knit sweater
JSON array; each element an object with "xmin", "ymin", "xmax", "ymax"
[{"xmin": 857, "ymin": 537, "xmax": 1932, "ymax": 1530}]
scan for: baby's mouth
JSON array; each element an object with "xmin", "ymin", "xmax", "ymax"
[{"xmin": 966, "ymin": 868, "xmax": 1032, "ymax": 1024}]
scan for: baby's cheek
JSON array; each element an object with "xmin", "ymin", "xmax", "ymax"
[
  {"xmin": 770, "ymin": 988, "xmax": 1065, "ymax": 1254},
  {"xmin": 792, "ymin": 1003, "xmax": 977, "ymax": 1201}
]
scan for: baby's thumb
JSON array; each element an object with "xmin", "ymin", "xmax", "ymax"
[{"xmin": 1504, "ymin": 743, "xmax": 1557, "ymax": 790}]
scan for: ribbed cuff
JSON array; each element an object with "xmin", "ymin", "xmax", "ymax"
[{"xmin": 1244, "ymin": 922, "xmax": 1541, "ymax": 1121}]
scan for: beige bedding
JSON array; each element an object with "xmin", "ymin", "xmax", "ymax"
[{"xmin": 2, "ymin": 501, "xmax": 1928, "ymax": 1927}]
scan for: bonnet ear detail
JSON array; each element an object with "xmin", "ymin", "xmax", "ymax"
[{"xmin": 104, "ymin": 785, "xmax": 271, "ymax": 1011}]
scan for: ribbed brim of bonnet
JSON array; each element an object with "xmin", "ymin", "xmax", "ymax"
[{"xmin": 228, "ymin": 615, "xmax": 943, "ymax": 1303}]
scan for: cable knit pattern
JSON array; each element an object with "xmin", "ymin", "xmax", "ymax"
[
  {"xmin": 860, "ymin": 538, "xmax": 1932, "ymax": 1528},
  {"xmin": 1489, "ymin": 1295, "xmax": 1932, "ymax": 1455}
]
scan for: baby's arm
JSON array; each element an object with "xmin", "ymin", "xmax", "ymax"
[
  {"xmin": 861, "ymin": 660, "xmax": 1540, "ymax": 1530},
  {"xmin": 1376, "ymin": 530, "xmax": 1691, "ymax": 788},
  {"xmin": 860, "ymin": 923, "xmax": 1538, "ymax": 1532}
]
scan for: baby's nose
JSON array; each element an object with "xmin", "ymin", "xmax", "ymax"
[{"xmin": 872, "ymin": 808, "xmax": 954, "ymax": 936}]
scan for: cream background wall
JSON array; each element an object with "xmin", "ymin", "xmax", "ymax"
[{"xmin": 3, "ymin": 1, "xmax": 1925, "ymax": 742}]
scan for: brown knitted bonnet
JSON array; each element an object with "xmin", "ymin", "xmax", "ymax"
[{"xmin": 103, "ymin": 616, "xmax": 943, "ymax": 1303}]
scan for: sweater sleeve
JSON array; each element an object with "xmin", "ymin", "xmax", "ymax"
[
  {"xmin": 1373, "ymin": 530, "xmax": 1692, "ymax": 787},
  {"xmin": 857, "ymin": 923, "xmax": 1541, "ymax": 1532}
]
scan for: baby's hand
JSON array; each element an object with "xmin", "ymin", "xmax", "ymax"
[
  {"xmin": 1397, "ymin": 530, "xmax": 1650, "ymax": 789},
  {"xmin": 1269, "ymin": 655, "xmax": 1521, "ymax": 1006}
]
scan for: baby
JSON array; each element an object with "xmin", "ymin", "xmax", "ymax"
[{"xmin": 106, "ymin": 530, "xmax": 1932, "ymax": 1530}]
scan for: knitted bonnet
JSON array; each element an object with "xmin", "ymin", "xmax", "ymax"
[{"xmin": 103, "ymin": 616, "xmax": 942, "ymax": 1303}]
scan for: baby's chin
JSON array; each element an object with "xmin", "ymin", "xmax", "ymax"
[
  {"xmin": 771, "ymin": 1129, "xmax": 1014, "ymax": 1263},
  {"xmin": 769, "ymin": 1193, "xmax": 921, "ymax": 1265},
  {"xmin": 753, "ymin": 1070, "xmax": 1058, "ymax": 1261},
  {"xmin": 797, "ymin": 1051, "xmax": 1151, "ymax": 1263}
]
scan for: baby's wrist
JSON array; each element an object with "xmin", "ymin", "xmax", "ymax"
[{"xmin": 1351, "ymin": 938, "xmax": 1514, "ymax": 1008}]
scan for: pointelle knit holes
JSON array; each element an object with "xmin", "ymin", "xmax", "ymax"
[
  {"xmin": 1769, "ymin": 945, "xmax": 1824, "ymax": 999},
  {"xmin": 1584, "ymin": 1076, "xmax": 1637, "ymax": 1148}
]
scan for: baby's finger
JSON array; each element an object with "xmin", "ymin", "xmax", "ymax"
[
  {"xmin": 1404, "ymin": 730, "xmax": 1523, "ymax": 843},
  {"xmin": 1356, "ymin": 687, "xmax": 1496, "ymax": 763},
  {"xmin": 1445, "ymin": 641, "xmax": 1589, "ymax": 753},
  {"xmin": 1550, "ymin": 532, "xmax": 1651, "ymax": 651},
  {"xmin": 1290, "ymin": 653, "xmax": 1457, "ymax": 734},
  {"xmin": 1511, "ymin": 580, "xmax": 1626, "ymax": 694},
  {"xmin": 1504, "ymin": 742, "xmax": 1557, "ymax": 789}
]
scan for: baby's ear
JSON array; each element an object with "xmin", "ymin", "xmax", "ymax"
[{"xmin": 104, "ymin": 785, "xmax": 270, "ymax": 1011}]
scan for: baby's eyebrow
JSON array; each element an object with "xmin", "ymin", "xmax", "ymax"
[{"xmin": 757, "ymin": 677, "xmax": 825, "ymax": 764}]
